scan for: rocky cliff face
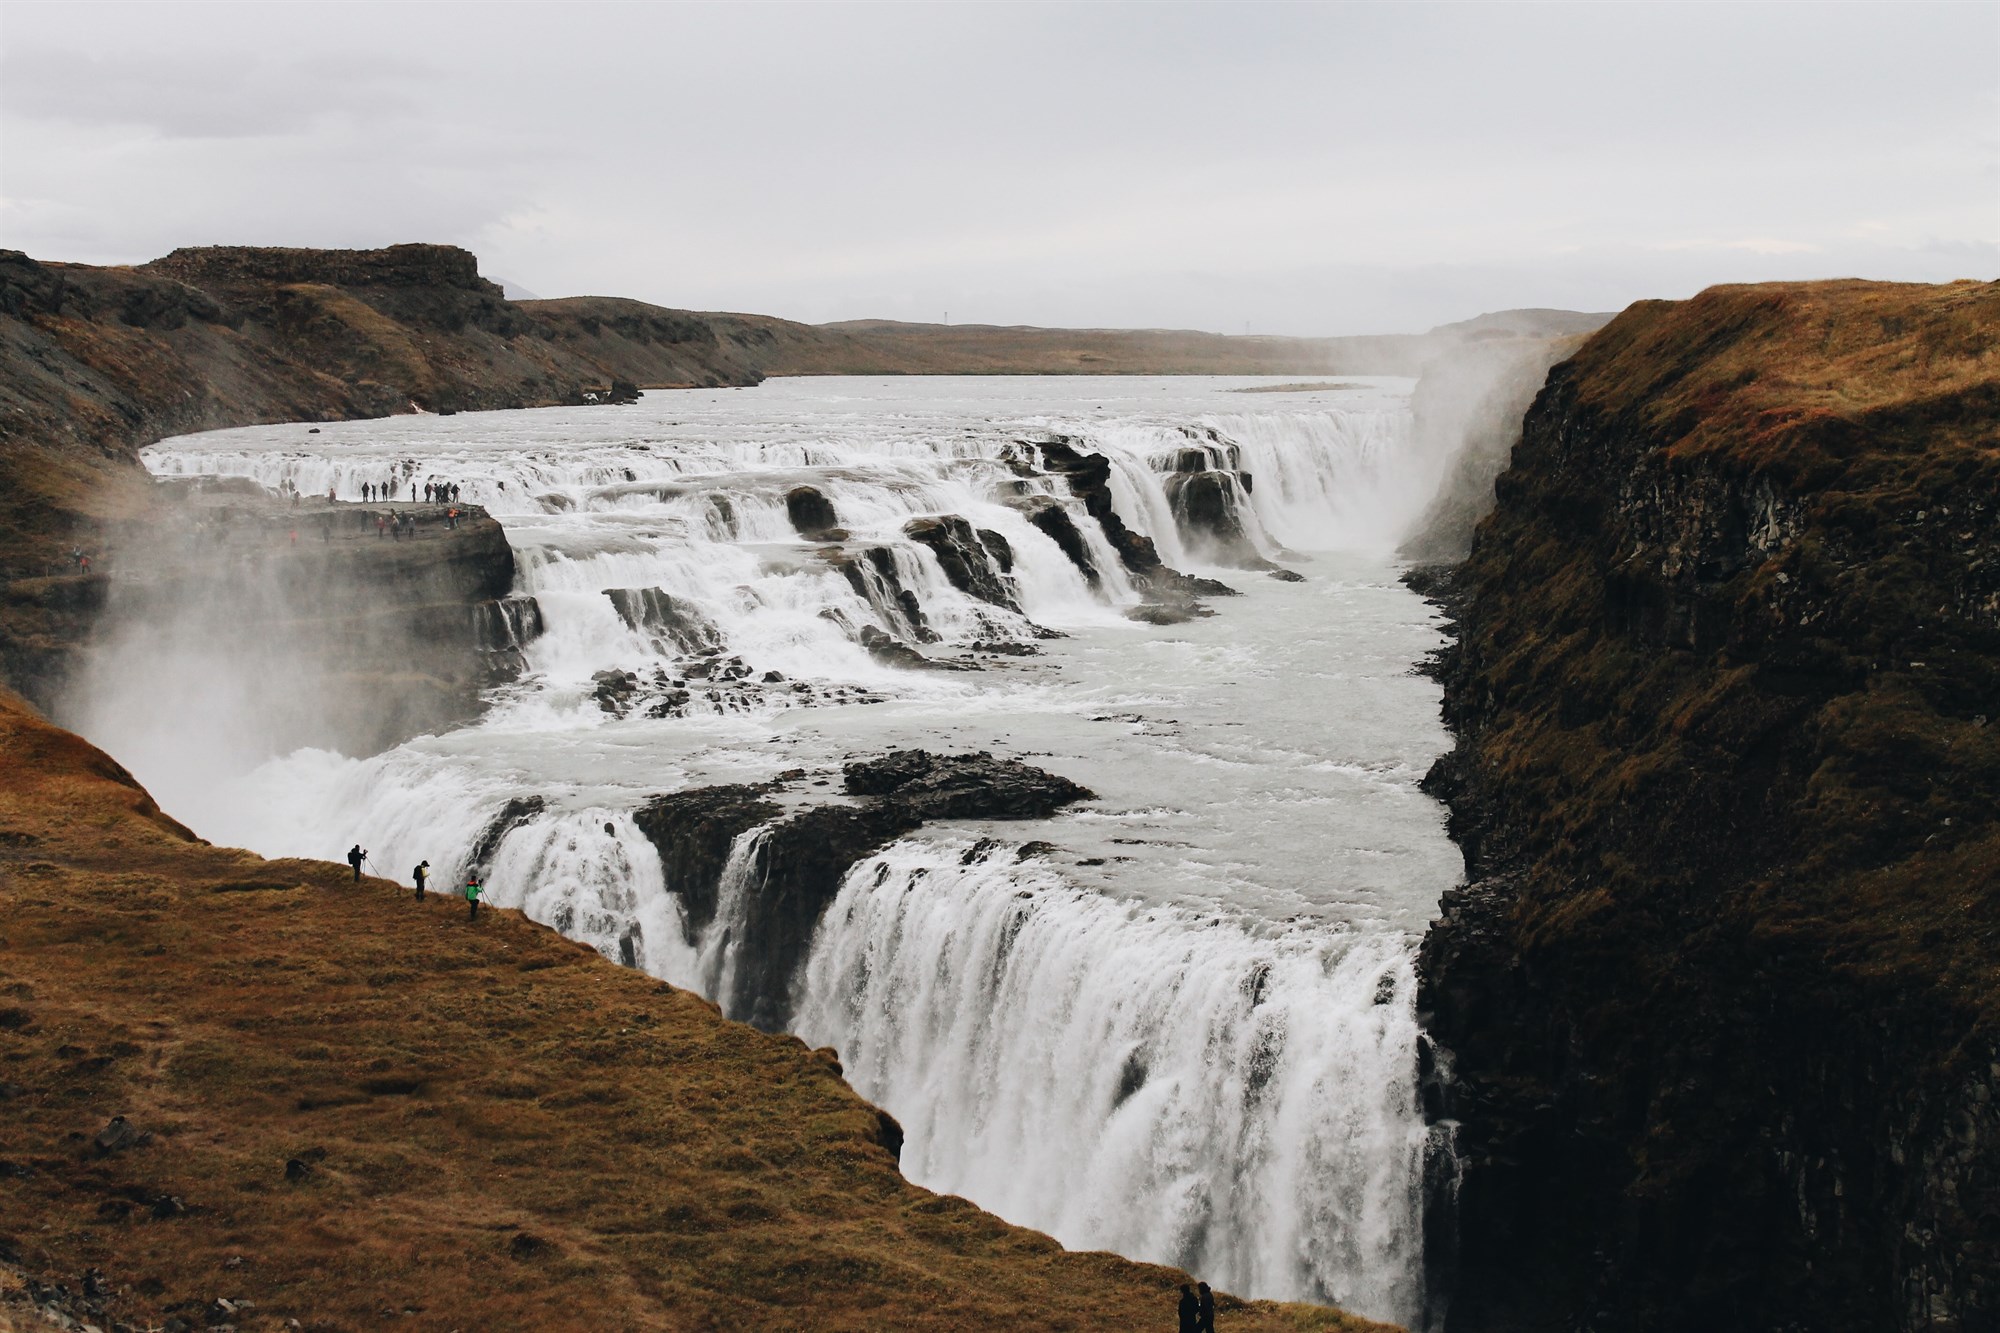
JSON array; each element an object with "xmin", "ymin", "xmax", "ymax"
[
  {"xmin": 1414, "ymin": 280, "xmax": 2000, "ymax": 1331},
  {"xmin": 0, "ymin": 244, "xmax": 768, "ymax": 725}
]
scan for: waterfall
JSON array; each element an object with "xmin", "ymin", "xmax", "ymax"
[
  {"xmin": 119, "ymin": 379, "xmax": 1457, "ymax": 1328},
  {"xmin": 792, "ymin": 837, "xmax": 1429, "ymax": 1327},
  {"xmin": 692, "ymin": 826, "xmax": 774, "ymax": 1007}
]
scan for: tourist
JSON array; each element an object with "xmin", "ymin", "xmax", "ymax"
[
  {"xmin": 413, "ymin": 860, "xmax": 430, "ymax": 901},
  {"xmin": 377, "ymin": 515, "xmax": 387, "ymax": 539},
  {"xmin": 465, "ymin": 875, "xmax": 484, "ymax": 921},
  {"xmin": 1178, "ymin": 1285, "xmax": 1199, "ymax": 1333},
  {"xmin": 363, "ymin": 482, "xmax": 373, "ymax": 503},
  {"xmin": 1197, "ymin": 1282, "xmax": 1215, "ymax": 1332},
  {"xmin": 346, "ymin": 844, "xmax": 366, "ymax": 883}
]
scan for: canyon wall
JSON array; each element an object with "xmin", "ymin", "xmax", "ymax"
[{"xmin": 1415, "ymin": 279, "xmax": 1999, "ymax": 1331}]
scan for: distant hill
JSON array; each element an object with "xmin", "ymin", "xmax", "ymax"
[{"xmin": 635, "ymin": 306, "xmax": 1610, "ymax": 380}]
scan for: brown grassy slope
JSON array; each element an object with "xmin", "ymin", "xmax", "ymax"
[
  {"xmin": 0, "ymin": 688, "xmax": 1388, "ymax": 1333},
  {"xmin": 1417, "ymin": 278, "xmax": 1999, "ymax": 1330}
]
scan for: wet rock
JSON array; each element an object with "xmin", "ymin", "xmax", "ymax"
[
  {"xmin": 1032, "ymin": 436, "xmax": 1163, "ymax": 575},
  {"xmin": 727, "ymin": 803, "xmax": 925, "ymax": 1029},
  {"xmin": 1007, "ymin": 495, "xmax": 1100, "ymax": 589},
  {"xmin": 1165, "ymin": 471, "xmax": 1266, "ymax": 567},
  {"xmin": 976, "ymin": 527, "xmax": 1014, "ymax": 573},
  {"xmin": 1267, "ymin": 568, "xmax": 1307, "ymax": 582},
  {"xmin": 467, "ymin": 796, "xmax": 546, "ymax": 871},
  {"xmin": 604, "ymin": 587, "xmax": 721, "ymax": 655},
  {"xmin": 1125, "ymin": 603, "xmax": 1212, "ymax": 625},
  {"xmin": 843, "ymin": 749, "xmax": 1095, "ymax": 820},
  {"xmin": 785, "ymin": 485, "xmax": 846, "ymax": 541},
  {"xmin": 632, "ymin": 786, "xmax": 780, "ymax": 935},
  {"xmin": 821, "ymin": 546, "xmax": 939, "ymax": 642},
  {"xmin": 904, "ymin": 515, "xmax": 1020, "ymax": 611},
  {"xmin": 591, "ymin": 669, "xmax": 642, "ymax": 714},
  {"xmin": 858, "ymin": 625, "xmax": 970, "ymax": 671}
]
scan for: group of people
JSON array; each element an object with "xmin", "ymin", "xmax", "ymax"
[
  {"xmin": 374, "ymin": 511, "xmax": 418, "ymax": 540},
  {"xmin": 352, "ymin": 479, "xmax": 466, "ymax": 505},
  {"xmin": 1177, "ymin": 1283, "xmax": 1217, "ymax": 1332},
  {"xmin": 346, "ymin": 846, "xmax": 484, "ymax": 920}
]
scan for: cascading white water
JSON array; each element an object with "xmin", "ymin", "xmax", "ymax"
[
  {"xmin": 793, "ymin": 837, "xmax": 1429, "ymax": 1322},
  {"xmin": 112, "ymin": 376, "xmax": 1458, "ymax": 1329}
]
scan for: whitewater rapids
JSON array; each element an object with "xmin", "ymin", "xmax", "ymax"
[{"xmin": 104, "ymin": 375, "xmax": 1461, "ymax": 1327}]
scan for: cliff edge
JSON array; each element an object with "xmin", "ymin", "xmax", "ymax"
[{"xmin": 1416, "ymin": 279, "xmax": 1999, "ymax": 1330}]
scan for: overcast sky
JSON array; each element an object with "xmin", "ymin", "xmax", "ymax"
[{"xmin": 1, "ymin": 1, "xmax": 1993, "ymax": 335}]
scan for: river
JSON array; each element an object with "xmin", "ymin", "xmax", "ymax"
[{"xmin": 116, "ymin": 375, "xmax": 1461, "ymax": 1327}]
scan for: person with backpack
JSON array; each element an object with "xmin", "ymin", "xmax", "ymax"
[
  {"xmin": 465, "ymin": 874, "xmax": 484, "ymax": 921},
  {"xmin": 413, "ymin": 860, "xmax": 430, "ymax": 901}
]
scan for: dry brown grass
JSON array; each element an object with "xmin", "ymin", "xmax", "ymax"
[{"xmin": 0, "ymin": 688, "xmax": 1391, "ymax": 1333}]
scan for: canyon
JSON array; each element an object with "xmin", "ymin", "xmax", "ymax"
[{"xmin": 2, "ymin": 241, "xmax": 1993, "ymax": 1333}]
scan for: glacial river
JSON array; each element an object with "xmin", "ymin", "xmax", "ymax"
[{"xmin": 113, "ymin": 376, "xmax": 1461, "ymax": 1327}]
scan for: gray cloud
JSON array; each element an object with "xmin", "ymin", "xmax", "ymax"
[{"xmin": 1, "ymin": 0, "xmax": 1992, "ymax": 334}]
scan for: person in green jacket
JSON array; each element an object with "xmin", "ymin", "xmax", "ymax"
[{"xmin": 465, "ymin": 875, "xmax": 483, "ymax": 921}]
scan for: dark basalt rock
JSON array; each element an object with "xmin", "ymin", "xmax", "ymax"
[
  {"xmin": 1267, "ymin": 568, "xmax": 1307, "ymax": 583},
  {"xmin": 821, "ymin": 546, "xmax": 939, "ymax": 643},
  {"xmin": 904, "ymin": 515, "xmax": 1020, "ymax": 611},
  {"xmin": 604, "ymin": 587, "xmax": 721, "ymax": 655},
  {"xmin": 1413, "ymin": 284, "xmax": 2000, "ymax": 1333},
  {"xmin": 1033, "ymin": 436, "xmax": 1163, "ymax": 575},
  {"xmin": 844, "ymin": 749, "xmax": 1096, "ymax": 820},
  {"xmin": 1126, "ymin": 603, "xmax": 1212, "ymax": 625},
  {"xmin": 1008, "ymin": 495, "xmax": 1101, "ymax": 589},
  {"xmin": 1164, "ymin": 471, "xmax": 1274, "ymax": 569},
  {"xmin": 785, "ymin": 485, "xmax": 846, "ymax": 542},
  {"xmin": 467, "ymin": 795, "xmax": 546, "ymax": 872},
  {"xmin": 858, "ymin": 624, "xmax": 970, "ymax": 671},
  {"xmin": 632, "ymin": 785, "xmax": 780, "ymax": 936},
  {"xmin": 724, "ymin": 803, "xmax": 926, "ymax": 1030},
  {"xmin": 633, "ymin": 750, "xmax": 1094, "ymax": 1030}
]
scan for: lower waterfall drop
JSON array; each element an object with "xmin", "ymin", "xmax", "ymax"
[{"xmin": 792, "ymin": 837, "xmax": 1430, "ymax": 1327}]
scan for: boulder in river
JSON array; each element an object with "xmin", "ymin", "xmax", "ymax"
[
  {"xmin": 785, "ymin": 485, "xmax": 847, "ymax": 541},
  {"xmin": 843, "ymin": 749, "xmax": 1096, "ymax": 820}
]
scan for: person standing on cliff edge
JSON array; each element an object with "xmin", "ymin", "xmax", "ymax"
[
  {"xmin": 346, "ymin": 844, "xmax": 366, "ymax": 882},
  {"xmin": 413, "ymin": 860, "xmax": 430, "ymax": 901},
  {"xmin": 465, "ymin": 874, "xmax": 484, "ymax": 921}
]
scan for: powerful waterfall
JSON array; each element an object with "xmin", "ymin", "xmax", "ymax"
[{"xmin": 113, "ymin": 375, "xmax": 1461, "ymax": 1328}]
